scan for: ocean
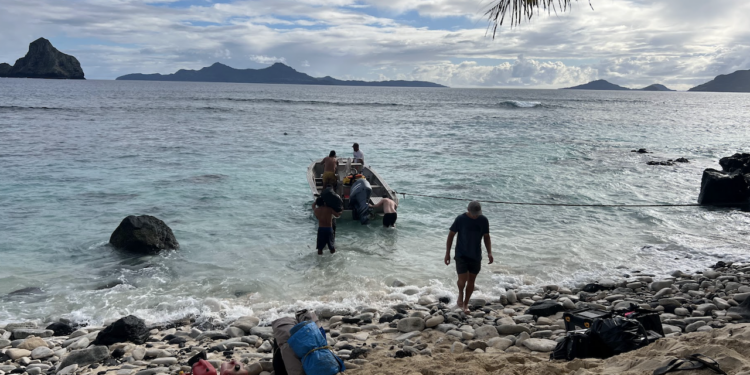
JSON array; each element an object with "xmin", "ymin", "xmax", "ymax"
[{"xmin": 1, "ymin": 78, "xmax": 748, "ymax": 326}]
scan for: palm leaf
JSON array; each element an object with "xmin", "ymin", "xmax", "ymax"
[{"xmin": 485, "ymin": 0, "xmax": 592, "ymax": 38}]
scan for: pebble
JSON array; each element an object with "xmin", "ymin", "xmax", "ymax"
[
  {"xmin": 6, "ymin": 348, "xmax": 32, "ymax": 360},
  {"xmin": 30, "ymin": 347, "xmax": 54, "ymax": 359}
]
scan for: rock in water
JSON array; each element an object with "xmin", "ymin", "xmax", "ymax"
[
  {"xmin": 7, "ymin": 38, "xmax": 84, "ymax": 79},
  {"xmin": 720, "ymin": 153, "xmax": 750, "ymax": 174},
  {"xmin": 47, "ymin": 322, "xmax": 74, "ymax": 336},
  {"xmin": 109, "ymin": 215, "xmax": 179, "ymax": 254},
  {"xmin": 92, "ymin": 315, "xmax": 150, "ymax": 345},
  {"xmin": 698, "ymin": 169, "xmax": 749, "ymax": 206}
]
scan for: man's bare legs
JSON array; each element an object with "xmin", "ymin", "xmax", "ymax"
[
  {"xmin": 463, "ymin": 273, "xmax": 478, "ymax": 314},
  {"xmin": 457, "ymin": 272, "xmax": 468, "ymax": 311}
]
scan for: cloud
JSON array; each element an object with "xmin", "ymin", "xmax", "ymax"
[
  {"xmin": 249, "ymin": 55, "xmax": 286, "ymax": 64},
  {"xmin": 0, "ymin": 0, "xmax": 749, "ymax": 87}
]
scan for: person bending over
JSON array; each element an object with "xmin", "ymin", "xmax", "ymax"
[
  {"xmin": 313, "ymin": 197, "xmax": 341, "ymax": 255},
  {"xmin": 444, "ymin": 201, "xmax": 493, "ymax": 314},
  {"xmin": 370, "ymin": 196, "xmax": 398, "ymax": 228}
]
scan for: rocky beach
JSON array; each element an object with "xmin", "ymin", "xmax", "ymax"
[{"xmin": 3, "ymin": 260, "xmax": 750, "ymax": 375}]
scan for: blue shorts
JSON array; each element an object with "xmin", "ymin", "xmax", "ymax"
[{"xmin": 316, "ymin": 227, "xmax": 335, "ymax": 251}]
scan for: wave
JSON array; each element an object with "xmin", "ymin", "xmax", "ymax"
[
  {"xmin": 0, "ymin": 105, "xmax": 68, "ymax": 111},
  {"xmin": 215, "ymin": 98, "xmax": 406, "ymax": 108},
  {"xmin": 498, "ymin": 100, "xmax": 543, "ymax": 109}
]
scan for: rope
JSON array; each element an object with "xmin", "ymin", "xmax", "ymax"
[
  {"xmin": 393, "ymin": 191, "xmax": 745, "ymax": 208},
  {"xmin": 303, "ymin": 345, "xmax": 333, "ymax": 362}
]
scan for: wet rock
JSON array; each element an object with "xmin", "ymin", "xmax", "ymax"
[
  {"xmin": 650, "ymin": 280, "xmax": 674, "ymax": 291},
  {"xmin": 506, "ymin": 290, "xmax": 517, "ymax": 304},
  {"xmin": 46, "ymin": 323, "xmax": 74, "ymax": 337},
  {"xmin": 698, "ymin": 168, "xmax": 749, "ymax": 206},
  {"xmin": 12, "ymin": 329, "xmax": 53, "ymax": 339},
  {"xmin": 57, "ymin": 346, "xmax": 109, "ymax": 369},
  {"xmin": 417, "ymin": 295, "xmax": 436, "ymax": 305},
  {"xmin": 93, "ymin": 315, "xmax": 150, "ymax": 346},
  {"xmin": 231, "ymin": 317, "xmax": 259, "ymax": 334},
  {"xmin": 109, "ymin": 215, "xmax": 179, "ymax": 254},
  {"xmin": 396, "ymin": 317, "xmax": 425, "ymax": 333}
]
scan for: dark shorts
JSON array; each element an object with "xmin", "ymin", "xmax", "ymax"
[
  {"xmin": 455, "ymin": 257, "xmax": 481, "ymax": 275},
  {"xmin": 383, "ymin": 213, "xmax": 397, "ymax": 227},
  {"xmin": 316, "ymin": 227, "xmax": 335, "ymax": 251}
]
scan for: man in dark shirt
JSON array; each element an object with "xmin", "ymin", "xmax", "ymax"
[{"xmin": 444, "ymin": 201, "xmax": 493, "ymax": 314}]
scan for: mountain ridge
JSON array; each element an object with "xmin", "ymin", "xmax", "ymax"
[
  {"xmin": 117, "ymin": 62, "xmax": 446, "ymax": 87},
  {"xmin": 563, "ymin": 79, "xmax": 675, "ymax": 91},
  {"xmin": 689, "ymin": 70, "xmax": 750, "ymax": 92}
]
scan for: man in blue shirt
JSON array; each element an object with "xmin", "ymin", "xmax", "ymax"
[{"xmin": 445, "ymin": 201, "xmax": 493, "ymax": 314}]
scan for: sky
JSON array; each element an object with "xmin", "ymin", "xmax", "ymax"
[{"xmin": 1, "ymin": 0, "xmax": 749, "ymax": 89}]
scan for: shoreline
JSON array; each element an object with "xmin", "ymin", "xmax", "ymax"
[{"xmin": 3, "ymin": 261, "xmax": 750, "ymax": 374}]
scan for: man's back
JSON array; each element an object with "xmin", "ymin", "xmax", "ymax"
[
  {"xmin": 450, "ymin": 213, "xmax": 489, "ymax": 261},
  {"xmin": 323, "ymin": 157, "xmax": 337, "ymax": 172},
  {"xmin": 315, "ymin": 206, "xmax": 336, "ymax": 227},
  {"xmin": 382, "ymin": 198, "xmax": 397, "ymax": 214}
]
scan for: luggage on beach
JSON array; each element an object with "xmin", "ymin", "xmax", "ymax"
[
  {"xmin": 525, "ymin": 300, "xmax": 564, "ymax": 317},
  {"xmin": 321, "ymin": 186, "xmax": 343, "ymax": 213},
  {"xmin": 349, "ymin": 178, "xmax": 371, "ymax": 225},
  {"xmin": 287, "ymin": 321, "xmax": 345, "ymax": 375},
  {"xmin": 563, "ymin": 308, "xmax": 612, "ymax": 331},
  {"xmin": 550, "ymin": 331, "xmax": 598, "ymax": 361},
  {"xmin": 588, "ymin": 316, "xmax": 649, "ymax": 358},
  {"xmin": 272, "ymin": 310, "xmax": 323, "ymax": 375}
]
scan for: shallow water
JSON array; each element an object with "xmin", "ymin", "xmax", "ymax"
[{"xmin": 1, "ymin": 79, "xmax": 749, "ymax": 325}]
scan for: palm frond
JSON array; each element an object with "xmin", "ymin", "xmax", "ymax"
[{"xmin": 485, "ymin": 0, "xmax": 591, "ymax": 38}]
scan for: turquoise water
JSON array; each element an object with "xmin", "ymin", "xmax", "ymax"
[{"xmin": 1, "ymin": 78, "xmax": 749, "ymax": 325}]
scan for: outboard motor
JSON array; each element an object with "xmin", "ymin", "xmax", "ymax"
[{"xmin": 349, "ymin": 178, "xmax": 372, "ymax": 225}]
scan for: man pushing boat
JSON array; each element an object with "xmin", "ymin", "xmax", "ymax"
[{"xmin": 322, "ymin": 151, "xmax": 337, "ymax": 189}]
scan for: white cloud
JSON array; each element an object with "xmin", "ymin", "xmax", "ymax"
[{"xmin": 249, "ymin": 55, "xmax": 287, "ymax": 64}]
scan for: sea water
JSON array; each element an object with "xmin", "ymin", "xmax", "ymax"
[{"xmin": 1, "ymin": 79, "xmax": 749, "ymax": 326}]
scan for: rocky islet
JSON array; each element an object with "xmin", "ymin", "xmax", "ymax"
[{"xmin": 0, "ymin": 38, "xmax": 84, "ymax": 80}]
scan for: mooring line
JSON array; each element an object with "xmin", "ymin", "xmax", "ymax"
[{"xmin": 393, "ymin": 191, "xmax": 744, "ymax": 208}]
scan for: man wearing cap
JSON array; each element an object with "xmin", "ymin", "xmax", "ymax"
[
  {"xmin": 445, "ymin": 201, "xmax": 493, "ymax": 314},
  {"xmin": 352, "ymin": 143, "xmax": 364, "ymax": 172}
]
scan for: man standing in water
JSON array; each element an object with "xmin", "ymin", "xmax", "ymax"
[
  {"xmin": 322, "ymin": 151, "xmax": 337, "ymax": 189},
  {"xmin": 370, "ymin": 196, "xmax": 398, "ymax": 227},
  {"xmin": 313, "ymin": 197, "xmax": 341, "ymax": 255},
  {"xmin": 445, "ymin": 201, "xmax": 493, "ymax": 314}
]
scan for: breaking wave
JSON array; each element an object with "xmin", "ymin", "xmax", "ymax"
[{"xmin": 498, "ymin": 100, "xmax": 543, "ymax": 109}]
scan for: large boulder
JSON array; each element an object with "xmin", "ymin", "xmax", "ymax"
[
  {"xmin": 719, "ymin": 153, "xmax": 750, "ymax": 174},
  {"xmin": 698, "ymin": 168, "xmax": 749, "ymax": 206},
  {"xmin": 7, "ymin": 38, "xmax": 85, "ymax": 79},
  {"xmin": 92, "ymin": 315, "xmax": 150, "ymax": 346},
  {"xmin": 109, "ymin": 215, "xmax": 179, "ymax": 254}
]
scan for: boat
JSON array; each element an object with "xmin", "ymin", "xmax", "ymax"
[{"xmin": 307, "ymin": 158, "xmax": 398, "ymax": 219}]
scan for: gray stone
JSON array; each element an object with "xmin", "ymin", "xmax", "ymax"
[
  {"xmin": 340, "ymin": 326, "xmax": 360, "ymax": 334},
  {"xmin": 436, "ymin": 324, "xmax": 457, "ymax": 333},
  {"xmin": 487, "ymin": 338, "xmax": 513, "ymax": 351},
  {"xmin": 249, "ymin": 327, "xmax": 273, "ymax": 340},
  {"xmin": 0, "ymin": 338, "xmax": 10, "ymax": 348},
  {"xmin": 654, "ymin": 288, "xmax": 672, "ymax": 299},
  {"xmin": 27, "ymin": 367, "xmax": 43, "ymax": 375},
  {"xmin": 396, "ymin": 317, "xmax": 425, "ymax": 333},
  {"xmin": 57, "ymin": 364, "xmax": 78, "ymax": 375},
  {"xmin": 658, "ymin": 298, "xmax": 682, "ymax": 308},
  {"xmin": 496, "ymin": 325, "xmax": 530, "ymax": 335},
  {"xmin": 31, "ymin": 347, "xmax": 55, "ymax": 359},
  {"xmin": 714, "ymin": 297, "xmax": 730, "ymax": 310},
  {"xmin": 150, "ymin": 357, "xmax": 177, "ymax": 366},
  {"xmin": 506, "ymin": 290, "xmax": 517, "ymax": 304},
  {"xmin": 231, "ymin": 316, "xmax": 260, "ymax": 333},
  {"xmin": 696, "ymin": 303, "xmax": 718, "ymax": 313},
  {"xmin": 394, "ymin": 331, "xmax": 421, "ymax": 341},
  {"xmin": 739, "ymin": 286, "xmax": 750, "ymax": 293},
  {"xmin": 109, "ymin": 215, "xmax": 178, "ymax": 254},
  {"xmin": 425, "ymin": 315, "xmax": 444, "ymax": 328},
  {"xmin": 417, "ymin": 295, "xmax": 436, "ymax": 305},
  {"xmin": 696, "ymin": 326, "xmax": 714, "ymax": 332},
  {"xmin": 530, "ymin": 330, "xmax": 553, "ymax": 338},
  {"xmin": 662, "ymin": 324, "xmax": 682, "ymax": 334},
  {"xmin": 650, "ymin": 280, "xmax": 674, "ymax": 291},
  {"xmin": 58, "ymin": 346, "xmax": 109, "ymax": 369},
  {"xmin": 134, "ymin": 368, "xmax": 169, "ymax": 375},
  {"xmin": 512, "ymin": 315, "xmax": 534, "ymax": 324},
  {"xmin": 733, "ymin": 292, "xmax": 750, "ymax": 303},
  {"xmin": 450, "ymin": 342, "xmax": 466, "ymax": 353},
  {"xmin": 4, "ymin": 322, "xmax": 38, "ymax": 332},
  {"xmin": 680, "ymin": 283, "xmax": 700, "ymax": 292},
  {"xmin": 132, "ymin": 347, "xmax": 146, "ymax": 361},
  {"xmin": 391, "ymin": 279, "xmax": 406, "ymax": 287},
  {"xmin": 474, "ymin": 325, "xmax": 499, "ymax": 340},
  {"xmin": 257, "ymin": 341, "xmax": 272, "ymax": 353},
  {"xmin": 17, "ymin": 337, "xmax": 47, "ymax": 350},
  {"xmin": 6, "ymin": 348, "xmax": 32, "ymax": 360},
  {"xmin": 674, "ymin": 308, "xmax": 690, "ymax": 316},
  {"xmin": 560, "ymin": 298, "xmax": 576, "ymax": 310},
  {"xmin": 466, "ymin": 340, "xmax": 487, "ymax": 351},
  {"xmin": 225, "ymin": 327, "xmax": 245, "ymax": 338},
  {"xmin": 12, "ymin": 329, "xmax": 54, "ymax": 339},
  {"xmin": 605, "ymin": 294, "xmax": 625, "ymax": 302},
  {"xmin": 522, "ymin": 338, "xmax": 557, "ymax": 352},
  {"xmin": 403, "ymin": 288, "xmax": 420, "ymax": 296},
  {"xmin": 703, "ymin": 270, "xmax": 720, "ymax": 279},
  {"xmin": 68, "ymin": 337, "xmax": 89, "ymax": 350},
  {"xmin": 685, "ymin": 321, "xmax": 707, "ymax": 333}
]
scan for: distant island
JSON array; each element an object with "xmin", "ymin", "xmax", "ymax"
[
  {"xmin": 689, "ymin": 70, "xmax": 750, "ymax": 92},
  {"xmin": 563, "ymin": 79, "xmax": 674, "ymax": 91},
  {"xmin": 0, "ymin": 38, "xmax": 85, "ymax": 79},
  {"xmin": 117, "ymin": 62, "xmax": 446, "ymax": 88}
]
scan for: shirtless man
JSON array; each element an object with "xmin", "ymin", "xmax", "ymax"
[
  {"xmin": 322, "ymin": 151, "xmax": 337, "ymax": 189},
  {"xmin": 313, "ymin": 197, "xmax": 341, "ymax": 255},
  {"xmin": 370, "ymin": 196, "xmax": 398, "ymax": 227}
]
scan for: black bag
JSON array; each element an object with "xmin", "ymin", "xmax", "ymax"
[
  {"xmin": 321, "ymin": 187, "xmax": 343, "ymax": 213},
  {"xmin": 589, "ymin": 317, "xmax": 649, "ymax": 358},
  {"xmin": 271, "ymin": 340, "xmax": 288, "ymax": 375},
  {"xmin": 525, "ymin": 300, "xmax": 564, "ymax": 317},
  {"xmin": 550, "ymin": 331, "xmax": 602, "ymax": 361}
]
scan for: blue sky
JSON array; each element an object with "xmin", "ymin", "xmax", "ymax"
[{"xmin": 1, "ymin": 0, "xmax": 749, "ymax": 89}]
